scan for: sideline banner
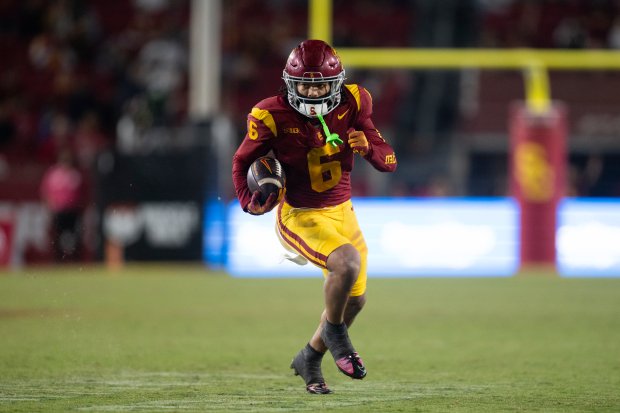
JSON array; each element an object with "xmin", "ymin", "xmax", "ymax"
[
  {"xmin": 558, "ymin": 199, "xmax": 620, "ymax": 277},
  {"xmin": 98, "ymin": 152, "xmax": 205, "ymax": 261},
  {"xmin": 223, "ymin": 197, "xmax": 620, "ymax": 277},
  {"xmin": 226, "ymin": 198, "xmax": 520, "ymax": 277}
]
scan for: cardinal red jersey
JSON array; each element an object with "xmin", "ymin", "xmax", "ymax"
[{"xmin": 232, "ymin": 84, "xmax": 397, "ymax": 209}]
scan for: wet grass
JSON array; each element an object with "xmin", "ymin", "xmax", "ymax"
[{"xmin": 1, "ymin": 265, "xmax": 619, "ymax": 412}]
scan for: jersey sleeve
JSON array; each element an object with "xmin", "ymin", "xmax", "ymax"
[
  {"xmin": 354, "ymin": 86, "xmax": 397, "ymax": 172},
  {"xmin": 231, "ymin": 106, "xmax": 278, "ymax": 210}
]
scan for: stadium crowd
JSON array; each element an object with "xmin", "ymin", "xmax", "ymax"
[{"xmin": 1, "ymin": 0, "xmax": 620, "ymax": 201}]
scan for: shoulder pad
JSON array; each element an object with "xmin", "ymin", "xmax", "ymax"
[
  {"xmin": 250, "ymin": 107, "xmax": 277, "ymax": 137},
  {"xmin": 344, "ymin": 84, "xmax": 362, "ymax": 112}
]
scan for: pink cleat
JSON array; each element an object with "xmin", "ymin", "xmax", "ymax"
[{"xmin": 335, "ymin": 352, "xmax": 366, "ymax": 379}]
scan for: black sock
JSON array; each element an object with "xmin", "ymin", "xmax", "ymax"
[
  {"xmin": 324, "ymin": 320, "xmax": 346, "ymax": 334},
  {"xmin": 322, "ymin": 320, "xmax": 354, "ymax": 359},
  {"xmin": 305, "ymin": 343, "xmax": 325, "ymax": 361}
]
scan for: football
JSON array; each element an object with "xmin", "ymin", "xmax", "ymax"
[{"xmin": 247, "ymin": 156, "xmax": 286, "ymax": 204}]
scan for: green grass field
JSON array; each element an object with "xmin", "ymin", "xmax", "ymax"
[{"xmin": 1, "ymin": 265, "xmax": 619, "ymax": 412}]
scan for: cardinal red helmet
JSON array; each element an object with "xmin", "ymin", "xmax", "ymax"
[{"xmin": 282, "ymin": 39, "xmax": 346, "ymax": 118}]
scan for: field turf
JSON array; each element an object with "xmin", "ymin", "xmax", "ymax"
[{"xmin": 1, "ymin": 264, "xmax": 619, "ymax": 412}]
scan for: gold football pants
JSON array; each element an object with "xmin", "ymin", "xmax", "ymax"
[{"xmin": 276, "ymin": 199, "xmax": 368, "ymax": 296}]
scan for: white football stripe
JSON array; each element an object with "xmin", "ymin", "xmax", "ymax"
[{"xmin": 257, "ymin": 177, "xmax": 283, "ymax": 188}]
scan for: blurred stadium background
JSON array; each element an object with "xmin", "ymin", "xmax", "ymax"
[{"xmin": 1, "ymin": 0, "xmax": 620, "ymax": 275}]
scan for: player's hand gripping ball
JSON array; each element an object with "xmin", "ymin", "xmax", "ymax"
[{"xmin": 246, "ymin": 156, "xmax": 286, "ymax": 215}]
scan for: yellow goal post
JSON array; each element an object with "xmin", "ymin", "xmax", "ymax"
[{"xmin": 309, "ymin": 0, "xmax": 620, "ymax": 115}]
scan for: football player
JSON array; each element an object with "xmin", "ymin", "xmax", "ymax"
[{"xmin": 231, "ymin": 39, "xmax": 397, "ymax": 394}]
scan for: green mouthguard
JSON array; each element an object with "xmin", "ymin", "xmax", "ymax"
[{"xmin": 316, "ymin": 113, "xmax": 343, "ymax": 147}]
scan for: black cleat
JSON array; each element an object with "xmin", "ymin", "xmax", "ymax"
[
  {"xmin": 320, "ymin": 321, "xmax": 367, "ymax": 379},
  {"xmin": 290, "ymin": 345, "xmax": 332, "ymax": 394}
]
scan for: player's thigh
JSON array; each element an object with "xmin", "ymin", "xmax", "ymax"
[
  {"xmin": 342, "ymin": 202, "xmax": 367, "ymax": 256},
  {"xmin": 343, "ymin": 202, "xmax": 368, "ymax": 297},
  {"xmin": 277, "ymin": 204, "xmax": 349, "ymax": 268}
]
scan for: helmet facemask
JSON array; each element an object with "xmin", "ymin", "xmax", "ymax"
[{"xmin": 282, "ymin": 71, "xmax": 345, "ymax": 118}]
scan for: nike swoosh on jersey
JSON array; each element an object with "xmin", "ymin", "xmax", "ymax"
[{"xmin": 337, "ymin": 109, "xmax": 349, "ymax": 120}]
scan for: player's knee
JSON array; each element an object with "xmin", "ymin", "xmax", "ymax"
[{"xmin": 328, "ymin": 244, "xmax": 361, "ymax": 288}]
